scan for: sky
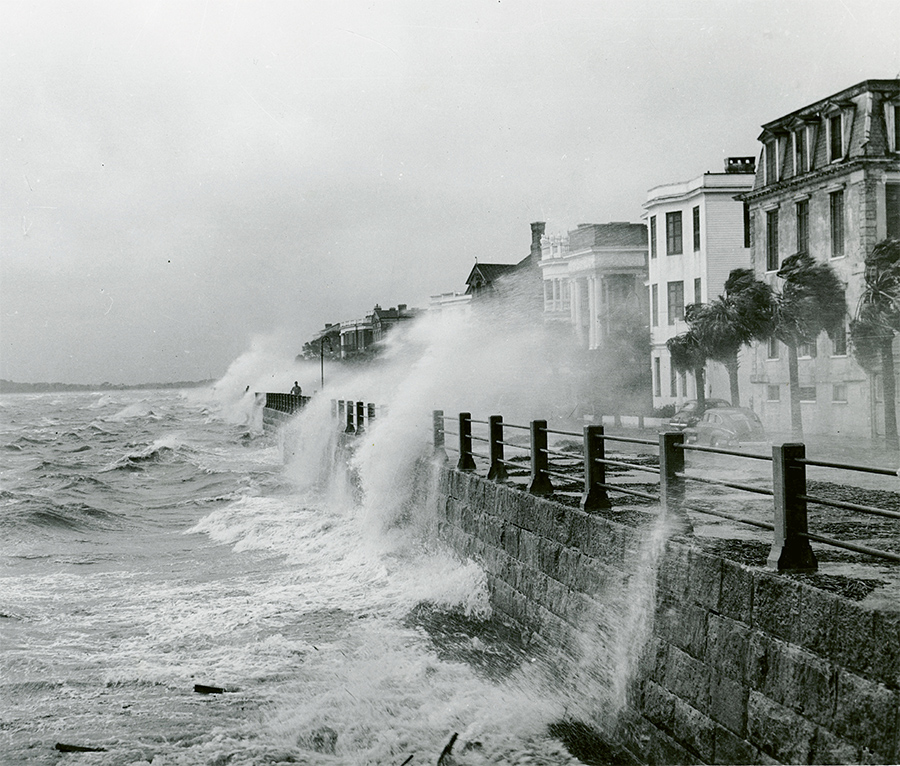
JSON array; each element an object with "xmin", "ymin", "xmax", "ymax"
[{"xmin": 2, "ymin": 0, "xmax": 899, "ymax": 385}]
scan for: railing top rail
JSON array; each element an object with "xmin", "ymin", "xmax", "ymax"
[
  {"xmin": 603, "ymin": 434, "xmax": 658, "ymax": 447},
  {"xmin": 503, "ymin": 423, "xmax": 531, "ymax": 432},
  {"xmin": 546, "ymin": 428, "xmax": 582, "ymax": 438},
  {"xmin": 678, "ymin": 442, "xmax": 773, "ymax": 461},
  {"xmin": 796, "ymin": 457, "xmax": 899, "ymax": 477}
]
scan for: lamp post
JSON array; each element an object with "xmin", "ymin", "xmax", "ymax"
[{"xmin": 320, "ymin": 336, "xmax": 333, "ymax": 389}]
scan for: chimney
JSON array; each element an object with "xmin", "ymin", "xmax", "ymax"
[
  {"xmin": 530, "ymin": 221, "xmax": 545, "ymax": 260},
  {"xmin": 725, "ymin": 156, "xmax": 756, "ymax": 174},
  {"xmin": 398, "ymin": 304, "xmax": 407, "ymax": 312}
]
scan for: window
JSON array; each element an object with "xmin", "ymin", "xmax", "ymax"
[
  {"xmin": 653, "ymin": 357, "xmax": 661, "ymax": 397},
  {"xmin": 798, "ymin": 339, "xmax": 817, "ymax": 358},
  {"xmin": 796, "ymin": 199, "xmax": 809, "ymax": 255},
  {"xmin": 799, "ymin": 386, "xmax": 817, "ymax": 402},
  {"xmin": 767, "ymin": 336, "xmax": 779, "ymax": 359},
  {"xmin": 743, "ymin": 202, "xmax": 751, "ymax": 248},
  {"xmin": 766, "ymin": 209, "xmax": 779, "ymax": 271},
  {"xmin": 832, "ymin": 323, "xmax": 847, "ymax": 356},
  {"xmin": 692, "ymin": 206, "xmax": 701, "ymax": 251},
  {"xmin": 667, "ymin": 281, "xmax": 685, "ymax": 325},
  {"xmin": 666, "ymin": 212, "xmax": 683, "ymax": 255},
  {"xmin": 679, "ymin": 372, "xmax": 687, "ymax": 396},
  {"xmin": 887, "ymin": 183, "xmax": 900, "ymax": 241},
  {"xmin": 669, "ymin": 363, "xmax": 678, "ymax": 397},
  {"xmin": 765, "ymin": 141, "xmax": 777, "ymax": 184},
  {"xmin": 794, "ymin": 128, "xmax": 808, "ymax": 174},
  {"xmin": 767, "ymin": 385, "xmax": 780, "ymax": 401},
  {"xmin": 544, "ymin": 280, "xmax": 553, "ymax": 305},
  {"xmin": 828, "ymin": 114, "xmax": 843, "ymax": 161},
  {"xmin": 651, "ymin": 284, "xmax": 659, "ymax": 327},
  {"xmin": 833, "ymin": 384, "xmax": 847, "ymax": 402},
  {"xmin": 650, "ymin": 216, "xmax": 657, "ymax": 258},
  {"xmin": 694, "ymin": 278, "xmax": 702, "ymax": 305},
  {"xmin": 830, "ymin": 190, "xmax": 844, "ymax": 258}
]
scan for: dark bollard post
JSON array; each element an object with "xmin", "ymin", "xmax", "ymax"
[
  {"xmin": 355, "ymin": 401, "xmax": 365, "ymax": 434},
  {"xmin": 768, "ymin": 443, "xmax": 817, "ymax": 572},
  {"xmin": 659, "ymin": 431, "xmax": 692, "ymax": 533},
  {"xmin": 367, "ymin": 403, "xmax": 375, "ymax": 424},
  {"xmin": 528, "ymin": 419, "xmax": 553, "ymax": 496},
  {"xmin": 457, "ymin": 412, "xmax": 477, "ymax": 471},
  {"xmin": 338, "ymin": 400, "xmax": 345, "ymax": 423},
  {"xmin": 345, "ymin": 401, "xmax": 356, "ymax": 434},
  {"xmin": 582, "ymin": 425, "xmax": 611, "ymax": 511},
  {"xmin": 487, "ymin": 415, "xmax": 508, "ymax": 482},
  {"xmin": 433, "ymin": 410, "xmax": 447, "ymax": 461}
]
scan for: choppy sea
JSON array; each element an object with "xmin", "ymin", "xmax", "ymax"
[{"xmin": 0, "ymin": 388, "xmax": 588, "ymax": 765}]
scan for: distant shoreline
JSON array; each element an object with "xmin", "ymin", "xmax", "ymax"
[{"xmin": 0, "ymin": 379, "xmax": 216, "ymax": 394}]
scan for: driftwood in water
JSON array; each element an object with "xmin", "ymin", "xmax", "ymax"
[
  {"xmin": 55, "ymin": 743, "xmax": 107, "ymax": 753},
  {"xmin": 436, "ymin": 732, "xmax": 458, "ymax": 765},
  {"xmin": 193, "ymin": 683, "xmax": 225, "ymax": 694}
]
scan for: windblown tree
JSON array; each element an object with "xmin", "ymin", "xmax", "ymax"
[
  {"xmin": 666, "ymin": 330, "xmax": 708, "ymax": 413},
  {"xmin": 850, "ymin": 239, "xmax": 900, "ymax": 449},
  {"xmin": 772, "ymin": 253, "xmax": 847, "ymax": 440},
  {"xmin": 687, "ymin": 269, "xmax": 775, "ymax": 406}
]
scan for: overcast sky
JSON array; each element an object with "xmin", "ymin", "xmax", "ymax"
[{"xmin": 2, "ymin": 0, "xmax": 899, "ymax": 384}]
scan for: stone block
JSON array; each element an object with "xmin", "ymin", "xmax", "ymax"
[
  {"xmin": 499, "ymin": 523, "xmax": 519, "ymax": 559},
  {"xmin": 668, "ymin": 693, "xmax": 717, "ymax": 763},
  {"xmin": 747, "ymin": 690, "xmax": 816, "ymax": 764},
  {"xmin": 655, "ymin": 597, "xmax": 708, "ymax": 659},
  {"xmin": 517, "ymin": 529, "xmax": 539, "ymax": 570},
  {"xmin": 872, "ymin": 611, "xmax": 900, "ymax": 689},
  {"xmin": 540, "ymin": 500, "xmax": 571, "ymax": 546},
  {"xmin": 761, "ymin": 640, "xmax": 837, "ymax": 727},
  {"xmin": 712, "ymin": 722, "xmax": 757, "ymax": 765},
  {"xmin": 556, "ymin": 545, "xmax": 581, "ymax": 590},
  {"xmin": 811, "ymin": 727, "xmax": 862, "ymax": 765},
  {"xmin": 687, "ymin": 548, "xmax": 722, "ymax": 609},
  {"xmin": 798, "ymin": 586, "xmax": 837, "ymax": 656},
  {"xmin": 537, "ymin": 536, "xmax": 563, "ymax": 580},
  {"xmin": 752, "ymin": 572, "xmax": 802, "ymax": 644},
  {"xmin": 710, "ymin": 669, "xmax": 748, "ymax": 735},
  {"xmin": 662, "ymin": 645, "xmax": 712, "ymax": 714},
  {"xmin": 641, "ymin": 679, "xmax": 676, "ymax": 728},
  {"xmin": 719, "ymin": 559, "xmax": 753, "ymax": 624},
  {"xmin": 707, "ymin": 613, "xmax": 752, "ymax": 683},
  {"xmin": 647, "ymin": 723, "xmax": 703, "ymax": 765},
  {"xmin": 566, "ymin": 508, "xmax": 594, "ymax": 552},
  {"xmin": 656, "ymin": 540, "xmax": 691, "ymax": 600},
  {"xmin": 830, "ymin": 598, "xmax": 876, "ymax": 678},
  {"xmin": 832, "ymin": 669, "xmax": 899, "ymax": 758}
]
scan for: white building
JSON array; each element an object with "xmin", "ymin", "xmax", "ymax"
[
  {"xmin": 540, "ymin": 222, "xmax": 648, "ymax": 350},
  {"xmin": 644, "ymin": 157, "xmax": 757, "ymax": 410}
]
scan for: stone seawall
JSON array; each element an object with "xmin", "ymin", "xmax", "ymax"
[{"xmin": 432, "ymin": 464, "xmax": 900, "ymax": 765}]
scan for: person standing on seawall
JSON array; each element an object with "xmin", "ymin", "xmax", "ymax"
[{"xmin": 291, "ymin": 381, "xmax": 302, "ymax": 396}]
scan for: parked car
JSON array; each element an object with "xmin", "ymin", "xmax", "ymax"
[
  {"xmin": 684, "ymin": 407, "xmax": 767, "ymax": 447},
  {"xmin": 667, "ymin": 399, "xmax": 731, "ymax": 431}
]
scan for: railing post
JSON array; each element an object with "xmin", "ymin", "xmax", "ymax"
[
  {"xmin": 659, "ymin": 431, "xmax": 692, "ymax": 533},
  {"xmin": 768, "ymin": 443, "xmax": 817, "ymax": 572},
  {"xmin": 367, "ymin": 403, "xmax": 376, "ymax": 425},
  {"xmin": 457, "ymin": 412, "xmax": 476, "ymax": 471},
  {"xmin": 331, "ymin": 399, "xmax": 337, "ymax": 419},
  {"xmin": 345, "ymin": 401, "xmax": 355, "ymax": 434},
  {"xmin": 338, "ymin": 400, "xmax": 345, "ymax": 424},
  {"xmin": 355, "ymin": 401, "xmax": 365, "ymax": 434},
  {"xmin": 582, "ymin": 425, "xmax": 611, "ymax": 511},
  {"xmin": 528, "ymin": 419, "xmax": 553, "ymax": 496},
  {"xmin": 433, "ymin": 410, "xmax": 447, "ymax": 461},
  {"xmin": 487, "ymin": 415, "xmax": 508, "ymax": 482}
]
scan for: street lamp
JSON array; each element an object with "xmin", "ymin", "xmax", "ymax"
[{"xmin": 320, "ymin": 336, "xmax": 333, "ymax": 389}]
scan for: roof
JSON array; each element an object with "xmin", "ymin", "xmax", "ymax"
[{"xmin": 567, "ymin": 222, "xmax": 647, "ymax": 251}]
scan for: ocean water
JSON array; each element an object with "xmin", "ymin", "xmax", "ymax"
[{"xmin": 0, "ymin": 389, "xmax": 590, "ymax": 765}]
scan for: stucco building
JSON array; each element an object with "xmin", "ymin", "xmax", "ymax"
[
  {"xmin": 644, "ymin": 158, "xmax": 757, "ymax": 410},
  {"xmin": 741, "ymin": 79, "xmax": 900, "ymax": 438}
]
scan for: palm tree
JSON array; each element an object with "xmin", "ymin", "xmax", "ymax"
[
  {"xmin": 667, "ymin": 330, "xmax": 708, "ymax": 412},
  {"xmin": 687, "ymin": 269, "xmax": 775, "ymax": 406},
  {"xmin": 850, "ymin": 239, "xmax": 900, "ymax": 449},
  {"xmin": 772, "ymin": 253, "xmax": 846, "ymax": 440}
]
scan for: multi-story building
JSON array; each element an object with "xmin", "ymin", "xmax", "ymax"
[
  {"xmin": 741, "ymin": 79, "xmax": 900, "ymax": 438},
  {"xmin": 644, "ymin": 157, "xmax": 757, "ymax": 410},
  {"xmin": 540, "ymin": 222, "xmax": 648, "ymax": 349}
]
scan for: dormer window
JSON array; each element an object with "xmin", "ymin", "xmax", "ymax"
[
  {"xmin": 794, "ymin": 127, "xmax": 808, "ymax": 174},
  {"xmin": 765, "ymin": 140, "xmax": 777, "ymax": 184},
  {"xmin": 886, "ymin": 101, "xmax": 900, "ymax": 153},
  {"xmin": 828, "ymin": 114, "xmax": 843, "ymax": 161}
]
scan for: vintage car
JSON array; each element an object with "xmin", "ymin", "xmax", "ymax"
[
  {"xmin": 684, "ymin": 406, "xmax": 767, "ymax": 447},
  {"xmin": 667, "ymin": 398, "xmax": 731, "ymax": 431}
]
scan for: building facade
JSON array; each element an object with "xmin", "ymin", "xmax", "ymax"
[
  {"xmin": 539, "ymin": 222, "xmax": 648, "ymax": 349},
  {"xmin": 741, "ymin": 79, "xmax": 900, "ymax": 438},
  {"xmin": 644, "ymin": 158, "xmax": 757, "ymax": 410}
]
